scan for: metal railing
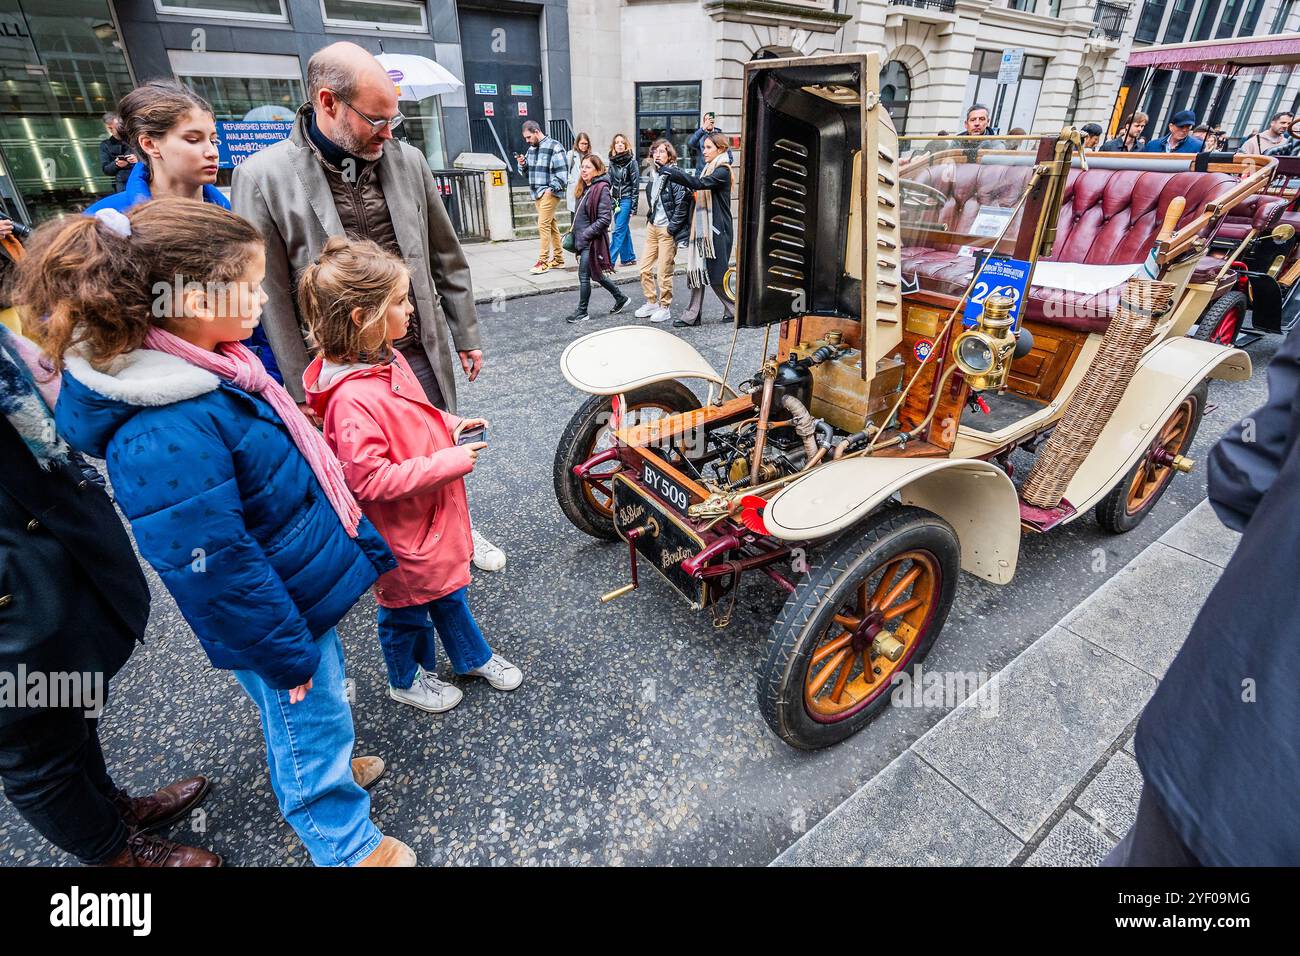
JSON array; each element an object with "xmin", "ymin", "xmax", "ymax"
[
  {"xmin": 889, "ymin": 0, "xmax": 956, "ymax": 11},
  {"xmin": 429, "ymin": 169, "xmax": 490, "ymax": 243},
  {"xmin": 1092, "ymin": 1, "xmax": 1130, "ymax": 40},
  {"xmin": 548, "ymin": 119, "xmax": 575, "ymax": 151}
]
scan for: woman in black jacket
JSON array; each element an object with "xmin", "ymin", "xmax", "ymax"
[
  {"xmin": 658, "ymin": 131, "xmax": 734, "ymax": 327},
  {"xmin": 0, "ymin": 326, "xmax": 218, "ymax": 866},
  {"xmin": 565, "ymin": 154, "xmax": 630, "ymax": 324},
  {"xmin": 635, "ymin": 138, "xmax": 692, "ymax": 323},
  {"xmin": 607, "ymin": 134, "xmax": 640, "ymax": 268}
]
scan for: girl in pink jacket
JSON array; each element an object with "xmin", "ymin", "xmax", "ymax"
[{"xmin": 301, "ymin": 237, "xmax": 522, "ymax": 714}]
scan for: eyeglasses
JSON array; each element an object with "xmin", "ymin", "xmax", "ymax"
[{"xmin": 331, "ymin": 93, "xmax": 404, "ymax": 133}]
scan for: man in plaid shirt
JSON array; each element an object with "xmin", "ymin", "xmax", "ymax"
[{"xmin": 515, "ymin": 120, "xmax": 568, "ymax": 274}]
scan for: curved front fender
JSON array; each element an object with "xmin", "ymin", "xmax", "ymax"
[
  {"xmin": 763, "ymin": 457, "xmax": 1021, "ymax": 584},
  {"xmin": 560, "ymin": 325, "xmax": 725, "ymax": 395}
]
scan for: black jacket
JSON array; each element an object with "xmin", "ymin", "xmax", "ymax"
[
  {"xmin": 572, "ymin": 174, "xmax": 614, "ymax": 251},
  {"xmin": 661, "ymin": 162, "xmax": 732, "ymax": 243},
  {"xmin": 0, "ymin": 420, "xmax": 148, "ymax": 725},
  {"xmin": 607, "ymin": 151, "xmax": 640, "ymax": 215},
  {"xmin": 1134, "ymin": 326, "xmax": 1300, "ymax": 864},
  {"xmin": 99, "ymin": 136, "xmax": 133, "ymax": 192},
  {"xmin": 646, "ymin": 167, "xmax": 692, "ymax": 244}
]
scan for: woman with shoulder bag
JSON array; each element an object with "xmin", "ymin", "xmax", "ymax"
[{"xmin": 565, "ymin": 155, "xmax": 630, "ymax": 324}]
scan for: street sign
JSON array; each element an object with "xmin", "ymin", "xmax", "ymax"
[
  {"xmin": 510, "ymin": 84, "xmax": 533, "ymax": 96},
  {"xmin": 474, "ymin": 82, "xmax": 497, "ymax": 95},
  {"xmin": 997, "ymin": 48, "xmax": 1024, "ymax": 85},
  {"xmin": 214, "ymin": 120, "xmax": 292, "ymax": 169},
  {"xmin": 964, "ymin": 255, "xmax": 1031, "ymax": 330},
  {"xmin": 490, "ymin": 170, "xmax": 505, "ymax": 187}
]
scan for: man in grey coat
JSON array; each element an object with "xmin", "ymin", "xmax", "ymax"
[{"xmin": 232, "ymin": 41, "xmax": 506, "ymax": 571}]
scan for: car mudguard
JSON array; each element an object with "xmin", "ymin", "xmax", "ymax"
[
  {"xmin": 1060, "ymin": 336, "xmax": 1252, "ymax": 520},
  {"xmin": 1247, "ymin": 272, "xmax": 1284, "ymax": 333},
  {"xmin": 762, "ymin": 457, "xmax": 1022, "ymax": 585},
  {"xmin": 560, "ymin": 325, "xmax": 727, "ymax": 395}
]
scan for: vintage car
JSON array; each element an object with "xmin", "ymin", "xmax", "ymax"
[{"xmin": 552, "ymin": 53, "xmax": 1266, "ymax": 750}]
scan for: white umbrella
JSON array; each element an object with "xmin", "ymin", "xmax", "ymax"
[
  {"xmin": 241, "ymin": 104, "xmax": 296, "ymax": 122},
  {"xmin": 375, "ymin": 53, "xmax": 463, "ymax": 101}
]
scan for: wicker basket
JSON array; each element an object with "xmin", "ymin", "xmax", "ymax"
[{"xmin": 1021, "ymin": 278, "xmax": 1176, "ymax": 509}]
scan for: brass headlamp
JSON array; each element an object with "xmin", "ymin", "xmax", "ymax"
[{"xmin": 951, "ymin": 294, "xmax": 1017, "ymax": 391}]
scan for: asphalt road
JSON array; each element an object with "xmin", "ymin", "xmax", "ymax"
[{"xmin": 0, "ymin": 287, "xmax": 1279, "ymax": 866}]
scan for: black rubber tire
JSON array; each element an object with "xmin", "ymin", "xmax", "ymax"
[
  {"xmin": 757, "ymin": 505, "xmax": 961, "ymax": 750},
  {"xmin": 552, "ymin": 380, "xmax": 699, "ymax": 541},
  {"xmin": 1095, "ymin": 380, "xmax": 1208, "ymax": 534},
  {"xmin": 1192, "ymin": 290, "xmax": 1248, "ymax": 344}
]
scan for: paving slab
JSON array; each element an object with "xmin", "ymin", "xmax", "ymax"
[
  {"xmin": 772, "ymin": 751, "xmax": 1022, "ymax": 867},
  {"xmin": 1158, "ymin": 499, "xmax": 1241, "ymax": 569},
  {"xmin": 1025, "ymin": 810, "xmax": 1117, "ymax": 867},
  {"xmin": 1076, "ymin": 749, "xmax": 1142, "ymax": 840},
  {"xmin": 913, "ymin": 627, "xmax": 1156, "ymax": 841},
  {"xmin": 1061, "ymin": 542, "xmax": 1223, "ymax": 679}
]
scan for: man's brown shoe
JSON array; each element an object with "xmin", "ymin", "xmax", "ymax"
[
  {"xmin": 114, "ymin": 775, "xmax": 210, "ymax": 832},
  {"xmin": 356, "ymin": 835, "xmax": 415, "ymax": 867},
  {"xmin": 352, "ymin": 756, "xmax": 386, "ymax": 791},
  {"xmin": 102, "ymin": 832, "xmax": 222, "ymax": 867}
]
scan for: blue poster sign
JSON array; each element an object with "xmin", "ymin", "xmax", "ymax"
[
  {"xmin": 963, "ymin": 255, "xmax": 1031, "ymax": 329},
  {"xmin": 215, "ymin": 121, "xmax": 293, "ymax": 169}
]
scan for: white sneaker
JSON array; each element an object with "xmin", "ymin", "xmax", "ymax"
[
  {"xmin": 465, "ymin": 653, "xmax": 523, "ymax": 691},
  {"xmin": 650, "ymin": 307, "xmax": 671, "ymax": 324},
  {"xmin": 389, "ymin": 667, "xmax": 463, "ymax": 713},
  {"xmin": 634, "ymin": 301, "xmax": 657, "ymax": 318},
  {"xmin": 471, "ymin": 529, "xmax": 506, "ymax": 572}
]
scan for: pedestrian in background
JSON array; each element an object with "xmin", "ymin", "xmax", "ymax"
[
  {"xmin": 566, "ymin": 130, "xmax": 598, "ymax": 216},
  {"xmin": 21, "ymin": 198, "xmax": 411, "ymax": 867},
  {"xmin": 635, "ymin": 138, "xmax": 690, "ymax": 324},
  {"xmin": 1080, "ymin": 123, "xmax": 1103, "ymax": 150},
  {"xmin": 564, "ymin": 154, "xmax": 629, "ymax": 324},
  {"xmin": 516, "ymin": 119, "xmax": 568, "ymax": 275},
  {"xmin": 0, "ymin": 323, "xmax": 218, "ymax": 868},
  {"xmin": 1144, "ymin": 110, "xmax": 1204, "ymax": 154},
  {"xmin": 658, "ymin": 131, "xmax": 734, "ymax": 328},
  {"xmin": 688, "ymin": 112, "xmax": 721, "ymax": 173},
  {"xmin": 98, "ymin": 112, "xmax": 135, "ymax": 193},
  {"xmin": 607, "ymin": 133, "xmax": 639, "ymax": 269},
  {"xmin": 1106, "ymin": 315, "xmax": 1300, "ymax": 866},
  {"xmin": 1242, "ymin": 111, "xmax": 1293, "ymax": 155},
  {"xmin": 1100, "ymin": 112, "xmax": 1149, "ymax": 152},
  {"xmin": 301, "ymin": 237, "xmax": 523, "ymax": 717}
]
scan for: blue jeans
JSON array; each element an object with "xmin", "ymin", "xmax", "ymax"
[
  {"xmin": 610, "ymin": 198, "xmax": 636, "ymax": 265},
  {"xmin": 234, "ymin": 628, "xmax": 381, "ymax": 867},
  {"xmin": 376, "ymin": 586, "xmax": 493, "ymax": 689}
]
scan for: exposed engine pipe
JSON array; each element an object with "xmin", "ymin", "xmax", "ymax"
[{"xmin": 781, "ymin": 394, "xmax": 818, "ymax": 461}]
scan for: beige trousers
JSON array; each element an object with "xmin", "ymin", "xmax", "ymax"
[
  {"xmin": 639, "ymin": 223, "xmax": 678, "ymax": 307},
  {"xmin": 536, "ymin": 192, "xmax": 563, "ymax": 265}
]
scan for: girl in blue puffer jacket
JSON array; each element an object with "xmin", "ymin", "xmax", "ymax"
[{"xmin": 12, "ymin": 198, "xmax": 414, "ymax": 868}]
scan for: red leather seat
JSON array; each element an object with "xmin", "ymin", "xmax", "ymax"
[
  {"xmin": 901, "ymin": 163, "xmax": 1243, "ymax": 333},
  {"xmin": 1218, "ymin": 193, "xmax": 1291, "ymax": 244}
]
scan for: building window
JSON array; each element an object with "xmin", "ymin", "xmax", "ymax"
[
  {"xmin": 1238, "ymin": 0, "xmax": 1266, "ymax": 33},
  {"xmin": 1006, "ymin": 0, "xmax": 1036, "ymax": 11},
  {"xmin": 635, "ymin": 82, "xmax": 701, "ymax": 170},
  {"xmin": 154, "ymin": 0, "xmax": 287, "ymax": 22},
  {"xmin": 401, "ymin": 97, "xmax": 447, "ymax": 169},
  {"xmin": 1065, "ymin": 78, "xmax": 1082, "ymax": 126},
  {"xmin": 1215, "ymin": 0, "xmax": 1243, "ymax": 37},
  {"xmin": 964, "ymin": 49, "xmax": 1048, "ymax": 134},
  {"xmin": 1190, "ymin": 0, "xmax": 1222, "ymax": 40},
  {"xmin": 1270, "ymin": 0, "xmax": 1295, "ymax": 31},
  {"xmin": 1232, "ymin": 78, "xmax": 1263, "ymax": 137},
  {"xmin": 1143, "ymin": 69, "xmax": 1172, "ymax": 121},
  {"xmin": 169, "ymin": 50, "xmax": 304, "ymax": 120},
  {"xmin": 320, "ymin": 0, "xmax": 427, "ymax": 32},
  {"xmin": 0, "ymin": 0, "xmax": 135, "ymax": 221},
  {"xmin": 880, "ymin": 60, "xmax": 911, "ymax": 135},
  {"xmin": 1163, "ymin": 0, "xmax": 1195, "ymax": 42},
  {"xmin": 1134, "ymin": 0, "xmax": 1165, "ymax": 43}
]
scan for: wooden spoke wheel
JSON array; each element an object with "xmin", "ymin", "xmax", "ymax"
[
  {"xmin": 759, "ymin": 506, "xmax": 960, "ymax": 750},
  {"xmin": 1096, "ymin": 380, "xmax": 1208, "ymax": 535},
  {"xmin": 1192, "ymin": 290, "xmax": 1247, "ymax": 346},
  {"xmin": 553, "ymin": 380, "xmax": 698, "ymax": 540}
]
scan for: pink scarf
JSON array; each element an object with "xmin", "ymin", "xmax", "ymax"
[{"xmin": 144, "ymin": 327, "xmax": 362, "ymax": 537}]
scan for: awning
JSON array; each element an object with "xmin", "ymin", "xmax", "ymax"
[{"xmin": 1126, "ymin": 32, "xmax": 1300, "ymax": 75}]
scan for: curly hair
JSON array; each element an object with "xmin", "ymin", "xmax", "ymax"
[{"xmin": 10, "ymin": 198, "xmax": 263, "ymax": 370}]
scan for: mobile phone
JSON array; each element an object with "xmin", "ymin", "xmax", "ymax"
[{"xmin": 456, "ymin": 424, "xmax": 486, "ymax": 446}]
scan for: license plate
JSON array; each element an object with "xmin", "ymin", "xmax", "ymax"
[{"xmin": 641, "ymin": 460, "xmax": 692, "ymax": 514}]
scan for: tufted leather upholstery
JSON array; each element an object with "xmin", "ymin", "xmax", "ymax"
[
  {"xmin": 901, "ymin": 163, "xmax": 1243, "ymax": 332},
  {"xmin": 1217, "ymin": 193, "xmax": 1294, "ymax": 244}
]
